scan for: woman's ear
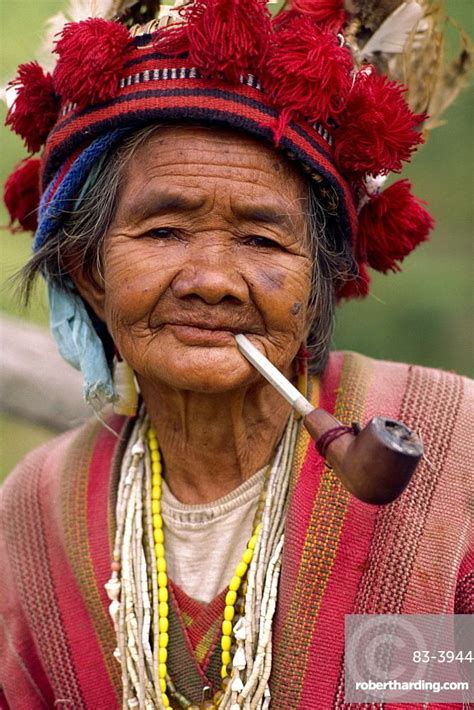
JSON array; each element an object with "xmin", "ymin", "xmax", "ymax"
[{"xmin": 68, "ymin": 262, "xmax": 107, "ymax": 323}]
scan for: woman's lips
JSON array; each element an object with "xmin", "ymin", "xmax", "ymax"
[{"xmin": 165, "ymin": 323, "xmax": 237, "ymax": 346}]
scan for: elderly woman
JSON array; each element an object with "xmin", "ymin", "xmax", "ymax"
[{"xmin": 1, "ymin": 1, "xmax": 472, "ymax": 709}]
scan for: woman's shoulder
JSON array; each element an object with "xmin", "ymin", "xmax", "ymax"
[
  {"xmin": 326, "ymin": 349, "xmax": 473, "ymax": 405},
  {"xmin": 323, "ymin": 350, "xmax": 473, "ymax": 482},
  {"xmin": 326, "ymin": 350, "xmax": 473, "ymax": 436},
  {"xmin": 1, "ymin": 412, "xmax": 129, "ymax": 511}
]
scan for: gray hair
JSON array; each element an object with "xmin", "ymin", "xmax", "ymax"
[{"xmin": 21, "ymin": 125, "xmax": 355, "ymax": 374}]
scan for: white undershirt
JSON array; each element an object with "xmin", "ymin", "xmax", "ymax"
[{"xmin": 161, "ymin": 469, "xmax": 265, "ymax": 604}]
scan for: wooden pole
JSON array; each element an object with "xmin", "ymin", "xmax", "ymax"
[{"xmin": 0, "ymin": 314, "xmax": 91, "ymax": 431}]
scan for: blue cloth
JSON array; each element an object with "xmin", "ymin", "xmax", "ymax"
[{"xmin": 49, "ymin": 281, "xmax": 116, "ymax": 407}]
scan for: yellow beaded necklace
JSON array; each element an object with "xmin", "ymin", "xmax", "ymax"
[{"xmin": 148, "ymin": 426, "xmax": 264, "ymax": 709}]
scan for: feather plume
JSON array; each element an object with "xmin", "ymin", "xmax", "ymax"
[
  {"xmin": 345, "ymin": 1, "xmax": 472, "ymax": 137},
  {"xmin": 389, "ymin": 2, "xmax": 473, "ymax": 132},
  {"xmin": 0, "ymin": 84, "xmax": 17, "ymax": 109},
  {"xmin": 358, "ymin": 1, "xmax": 423, "ymax": 58}
]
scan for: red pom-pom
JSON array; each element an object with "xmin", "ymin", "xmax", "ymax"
[
  {"xmin": 54, "ymin": 18, "xmax": 132, "ymax": 108},
  {"xmin": 4, "ymin": 158, "xmax": 41, "ymax": 233},
  {"xmin": 180, "ymin": 0, "xmax": 271, "ymax": 82},
  {"xmin": 335, "ymin": 69, "xmax": 425, "ymax": 179},
  {"xmin": 263, "ymin": 16, "xmax": 353, "ymax": 140},
  {"xmin": 357, "ymin": 179, "xmax": 434, "ymax": 273},
  {"xmin": 5, "ymin": 62, "xmax": 58, "ymax": 153},
  {"xmin": 152, "ymin": 22, "xmax": 190, "ymax": 56},
  {"xmin": 290, "ymin": 0, "xmax": 347, "ymax": 31},
  {"xmin": 336, "ymin": 261, "xmax": 370, "ymax": 299}
]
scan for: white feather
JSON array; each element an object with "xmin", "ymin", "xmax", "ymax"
[
  {"xmin": 360, "ymin": 1, "xmax": 423, "ymax": 57},
  {"xmin": 38, "ymin": 12, "xmax": 69, "ymax": 70},
  {"xmin": 67, "ymin": 0, "xmax": 116, "ymax": 21},
  {"xmin": 0, "ymin": 84, "xmax": 18, "ymax": 109}
]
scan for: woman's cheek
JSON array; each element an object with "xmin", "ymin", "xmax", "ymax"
[
  {"xmin": 102, "ymin": 242, "xmax": 169, "ymax": 324},
  {"xmin": 251, "ymin": 258, "xmax": 311, "ymax": 334},
  {"xmin": 246, "ymin": 265, "xmax": 310, "ymax": 373}
]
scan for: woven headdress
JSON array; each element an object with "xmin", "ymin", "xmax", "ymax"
[{"xmin": 4, "ymin": 0, "xmax": 471, "ymax": 298}]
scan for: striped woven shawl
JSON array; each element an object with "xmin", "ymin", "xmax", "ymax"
[{"xmin": 1, "ymin": 352, "xmax": 472, "ymax": 709}]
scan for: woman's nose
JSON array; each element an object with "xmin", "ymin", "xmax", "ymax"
[{"xmin": 170, "ymin": 248, "xmax": 249, "ymax": 305}]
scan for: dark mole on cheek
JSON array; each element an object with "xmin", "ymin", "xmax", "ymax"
[
  {"xmin": 272, "ymin": 162, "xmax": 281, "ymax": 172},
  {"xmin": 291, "ymin": 302, "xmax": 302, "ymax": 315}
]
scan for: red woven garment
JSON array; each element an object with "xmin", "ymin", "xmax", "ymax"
[{"xmin": 1, "ymin": 354, "xmax": 471, "ymax": 706}]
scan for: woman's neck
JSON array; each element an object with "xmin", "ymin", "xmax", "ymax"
[{"xmin": 138, "ymin": 377, "xmax": 292, "ymax": 504}]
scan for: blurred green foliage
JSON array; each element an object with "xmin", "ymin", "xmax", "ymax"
[
  {"xmin": 0, "ymin": 1, "xmax": 472, "ymax": 480},
  {"xmin": 0, "ymin": 413, "xmax": 53, "ymax": 476}
]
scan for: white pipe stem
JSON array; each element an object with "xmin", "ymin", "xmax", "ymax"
[{"xmin": 235, "ymin": 335, "xmax": 313, "ymax": 417}]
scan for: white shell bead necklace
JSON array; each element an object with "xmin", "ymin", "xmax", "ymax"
[{"xmin": 106, "ymin": 406, "xmax": 299, "ymax": 709}]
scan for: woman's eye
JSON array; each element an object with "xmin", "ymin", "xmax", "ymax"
[
  {"xmin": 245, "ymin": 235, "xmax": 281, "ymax": 249},
  {"xmin": 146, "ymin": 228, "xmax": 176, "ymax": 239}
]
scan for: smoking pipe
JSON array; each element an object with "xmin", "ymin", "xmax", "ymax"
[{"xmin": 235, "ymin": 335, "xmax": 423, "ymax": 505}]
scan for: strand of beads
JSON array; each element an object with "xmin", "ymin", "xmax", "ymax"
[
  {"xmin": 241, "ymin": 418, "xmax": 297, "ymax": 709},
  {"xmin": 220, "ymin": 523, "xmax": 261, "ymax": 681},
  {"xmin": 148, "ymin": 426, "xmax": 272, "ymax": 710},
  {"xmin": 107, "ymin": 412, "xmax": 167, "ymax": 709},
  {"xmin": 148, "ymin": 427, "xmax": 170, "ymax": 709},
  {"xmin": 219, "ymin": 414, "xmax": 299, "ymax": 710},
  {"xmin": 143, "ymin": 424, "xmax": 162, "ymax": 702}
]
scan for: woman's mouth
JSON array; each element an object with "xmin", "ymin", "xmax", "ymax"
[{"xmin": 164, "ymin": 323, "xmax": 238, "ymax": 346}]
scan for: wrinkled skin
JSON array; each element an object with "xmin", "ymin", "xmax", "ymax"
[{"xmin": 75, "ymin": 126, "xmax": 314, "ymax": 502}]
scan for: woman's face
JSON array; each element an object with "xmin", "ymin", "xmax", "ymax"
[{"xmin": 86, "ymin": 126, "xmax": 313, "ymax": 392}]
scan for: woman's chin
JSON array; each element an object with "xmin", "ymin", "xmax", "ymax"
[{"xmin": 138, "ymin": 344, "xmax": 260, "ymax": 393}]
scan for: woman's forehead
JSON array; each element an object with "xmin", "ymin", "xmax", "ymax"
[{"xmin": 121, "ymin": 124, "xmax": 307, "ymax": 196}]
